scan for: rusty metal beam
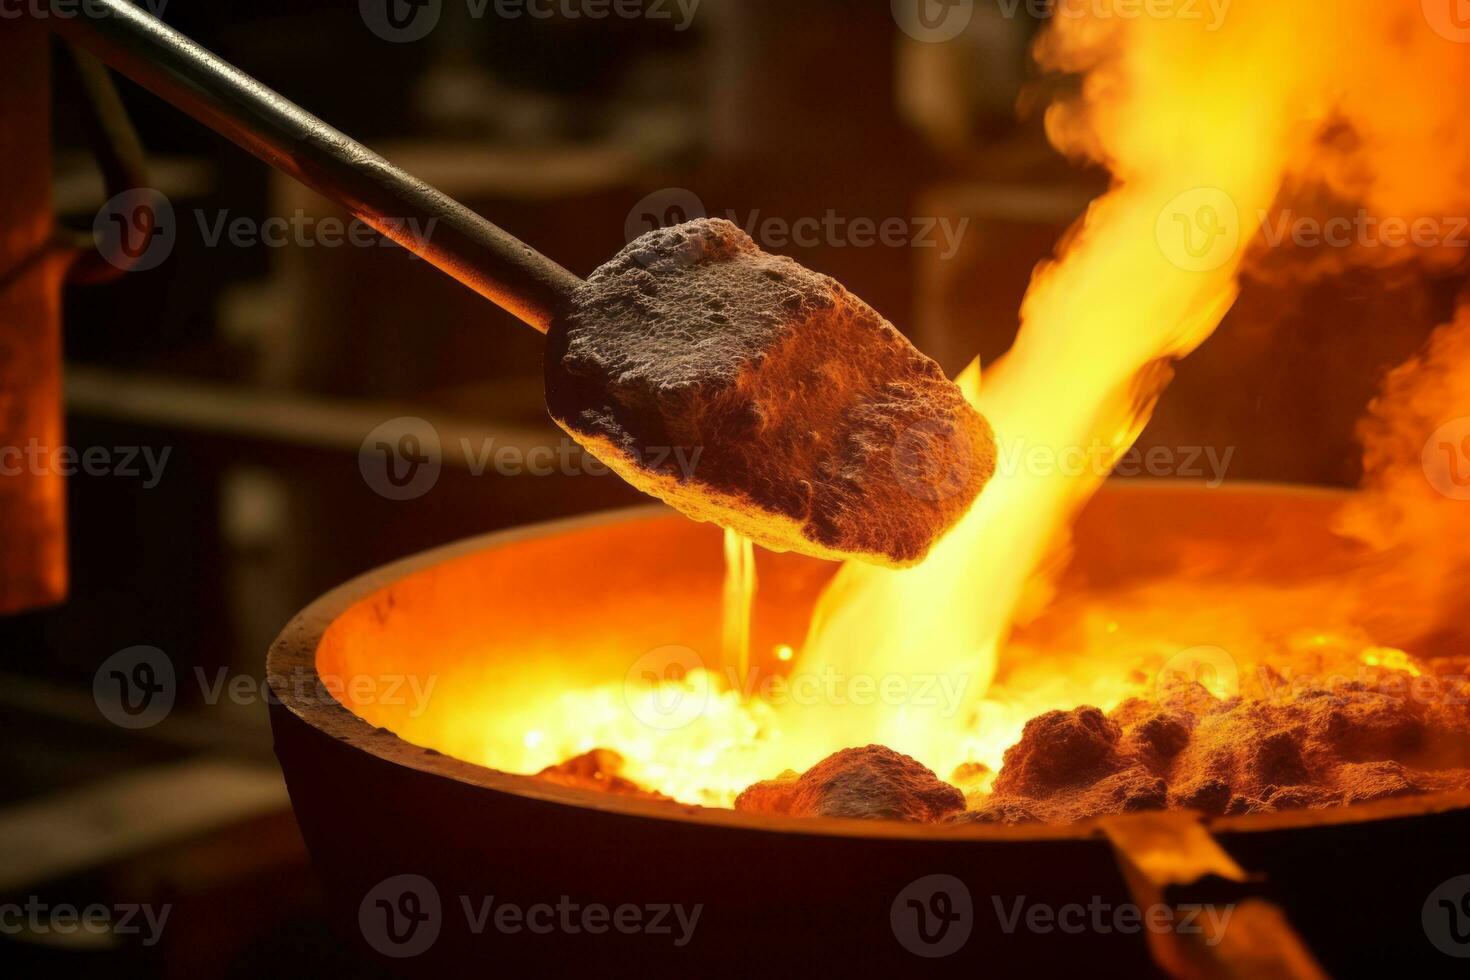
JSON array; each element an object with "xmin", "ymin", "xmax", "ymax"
[
  {"xmin": 0, "ymin": 19, "xmax": 68, "ymax": 614},
  {"xmin": 1101, "ymin": 812, "xmax": 1328, "ymax": 980}
]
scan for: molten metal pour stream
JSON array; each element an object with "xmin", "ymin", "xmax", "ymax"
[{"xmin": 722, "ymin": 530, "xmax": 757, "ymax": 694}]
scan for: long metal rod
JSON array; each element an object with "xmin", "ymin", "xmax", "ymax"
[{"xmin": 46, "ymin": 0, "xmax": 582, "ymax": 334}]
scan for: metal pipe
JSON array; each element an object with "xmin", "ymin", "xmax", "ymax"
[
  {"xmin": 45, "ymin": 0, "xmax": 582, "ymax": 334},
  {"xmin": 0, "ymin": 17, "xmax": 69, "ymax": 614},
  {"xmin": 62, "ymin": 42, "xmax": 153, "ymax": 285}
]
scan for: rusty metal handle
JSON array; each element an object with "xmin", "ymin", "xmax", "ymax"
[
  {"xmin": 45, "ymin": 0, "xmax": 582, "ymax": 334},
  {"xmin": 1100, "ymin": 814, "xmax": 1328, "ymax": 980}
]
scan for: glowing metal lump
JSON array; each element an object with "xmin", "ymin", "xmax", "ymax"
[
  {"xmin": 529, "ymin": 640, "xmax": 1470, "ymax": 823},
  {"xmin": 545, "ymin": 219, "xmax": 995, "ymax": 568}
]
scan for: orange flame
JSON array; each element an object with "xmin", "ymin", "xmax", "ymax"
[
  {"xmin": 787, "ymin": 0, "xmax": 1313, "ymax": 772},
  {"xmin": 353, "ymin": 2, "xmax": 1470, "ymax": 808}
]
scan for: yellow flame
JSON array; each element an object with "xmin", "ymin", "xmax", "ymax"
[
  {"xmin": 785, "ymin": 3, "xmax": 1308, "ymax": 774},
  {"xmin": 761, "ymin": 1, "xmax": 1470, "ymax": 784},
  {"xmin": 438, "ymin": 1, "xmax": 1470, "ymax": 807}
]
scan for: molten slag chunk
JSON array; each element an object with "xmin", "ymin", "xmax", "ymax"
[
  {"xmin": 965, "ymin": 665, "xmax": 1470, "ymax": 824},
  {"xmin": 734, "ymin": 745, "xmax": 965, "ymax": 823},
  {"xmin": 992, "ymin": 707, "xmax": 1123, "ymax": 796},
  {"xmin": 545, "ymin": 219, "xmax": 996, "ymax": 567},
  {"xmin": 536, "ymin": 749, "xmax": 671, "ymax": 801}
]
